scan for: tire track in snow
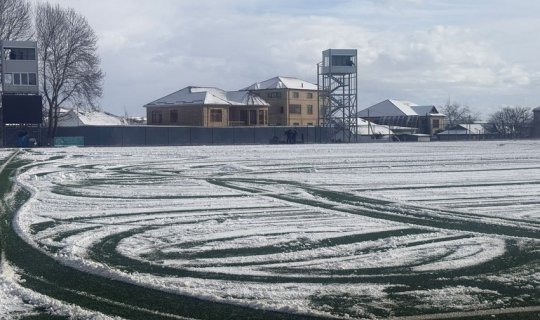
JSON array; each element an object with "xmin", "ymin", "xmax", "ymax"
[
  {"xmin": 10, "ymin": 144, "xmax": 540, "ymax": 319},
  {"xmin": 1, "ymin": 153, "xmax": 327, "ymax": 320},
  {"xmin": 207, "ymin": 178, "xmax": 540, "ymax": 239}
]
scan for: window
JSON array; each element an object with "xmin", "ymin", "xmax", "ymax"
[
  {"xmin": 210, "ymin": 109, "xmax": 223, "ymax": 122},
  {"xmin": 293, "ymin": 122, "xmax": 300, "ymax": 126},
  {"xmin": 4, "ymin": 48, "xmax": 36, "ymax": 60},
  {"xmin": 267, "ymin": 92, "xmax": 282, "ymax": 98},
  {"xmin": 4, "ymin": 49, "xmax": 12, "ymax": 60},
  {"xmin": 292, "ymin": 92, "xmax": 299, "ymax": 99},
  {"xmin": 3, "ymin": 73, "xmax": 12, "ymax": 85},
  {"xmin": 151, "ymin": 111, "xmax": 163, "ymax": 124},
  {"xmin": 331, "ymin": 55, "xmax": 354, "ymax": 66},
  {"xmin": 170, "ymin": 110, "xmax": 178, "ymax": 123},
  {"xmin": 307, "ymin": 92, "xmax": 314, "ymax": 99},
  {"xmin": 29, "ymin": 73, "xmax": 37, "ymax": 85},
  {"xmin": 258, "ymin": 110, "xmax": 267, "ymax": 125},
  {"xmin": 290, "ymin": 104, "xmax": 301, "ymax": 114},
  {"xmin": 307, "ymin": 105, "xmax": 313, "ymax": 115},
  {"xmin": 249, "ymin": 110, "xmax": 257, "ymax": 125},
  {"xmin": 307, "ymin": 122, "xmax": 314, "ymax": 126},
  {"xmin": 6, "ymin": 73, "xmax": 37, "ymax": 86},
  {"xmin": 432, "ymin": 119, "xmax": 440, "ymax": 128},
  {"xmin": 280, "ymin": 106, "xmax": 284, "ymax": 114},
  {"xmin": 240, "ymin": 110, "xmax": 248, "ymax": 123}
]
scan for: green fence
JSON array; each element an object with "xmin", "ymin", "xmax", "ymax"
[{"xmin": 3, "ymin": 126, "xmax": 333, "ymax": 147}]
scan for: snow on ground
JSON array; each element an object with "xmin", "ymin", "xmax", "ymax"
[
  {"xmin": 0, "ymin": 149, "xmax": 13, "ymax": 159},
  {"xmin": 0, "ymin": 267, "xmax": 33, "ymax": 317},
  {"xmin": 3, "ymin": 140, "xmax": 540, "ymax": 319},
  {"xmin": 1, "ymin": 247, "xmax": 120, "ymax": 319}
]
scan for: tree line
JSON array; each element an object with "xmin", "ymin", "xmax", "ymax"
[
  {"xmin": 1, "ymin": 0, "xmax": 103, "ymax": 143},
  {"xmin": 440, "ymin": 101, "xmax": 535, "ymax": 138}
]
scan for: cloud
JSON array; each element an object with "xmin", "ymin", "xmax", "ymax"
[
  {"xmin": 365, "ymin": 25, "xmax": 531, "ymax": 88},
  {"xmin": 30, "ymin": 0, "xmax": 540, "ymax": 116}
]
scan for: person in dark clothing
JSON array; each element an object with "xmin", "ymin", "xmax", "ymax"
[
  {"xmin": 291, "ymin": 129, "xmax": 298, "ymax": 144},
  {"xmin": 285, "ymin": 129, "xmax": 293, "ymax": 144},
  {"xmin": 17, "ymin": 131, "xmax": 29, "ymax": 148}
]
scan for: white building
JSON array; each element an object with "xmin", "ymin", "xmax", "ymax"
[
  {"xmin": 438, "ymin": 123, "xmax": 485, "ymax": 135},
  {"xmin": 57, "ymin": 108, "xmax": 127, "ymax": 127},
  {"xmin": 357, "ymin": 99, "xmax": 446, "ymax": 135}
]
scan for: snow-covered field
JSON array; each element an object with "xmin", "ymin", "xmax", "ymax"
[{"xmin": 1, "ymin": 141, "xmax": 539, "ymax": 319}]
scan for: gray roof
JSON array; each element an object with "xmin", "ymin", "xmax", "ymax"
[
  {"xmin": 243, "ymin": 76, "xmax": 317, "ymax": 91},
  {"xmin": 411, "ymin": 105, "xmax": 440, "ymax": 115},
  {"xmin": 144, "ymin": 87, "xmax": 269, "ymax": 107},
  {"xmin": 357, "ymin": 99, "xmax": 444, "ymax": 117}
]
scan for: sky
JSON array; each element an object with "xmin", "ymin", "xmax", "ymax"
[{"xmin": 32, "ymin": 0, "xmax": 540, "ymax": 118}]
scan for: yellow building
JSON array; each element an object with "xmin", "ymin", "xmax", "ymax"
[
  {"xmin": 144, "ymin": 87, "xmax": 269, "ymax": 127},
  {"xmin": 243, "ymin": 76, "xmax": 320, "ymax": 126}
]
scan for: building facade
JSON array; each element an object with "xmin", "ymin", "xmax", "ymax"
[
  {"xmin": 243, "ymin": 76, "xmax": 320, "ymax": 126},
  {"xmin": 144, "ymin": 87, "xmax": 269, "ymax": 127},
  {"xmin": 1, "ymin": 41, "xmax": 39, "ymax": 94}
]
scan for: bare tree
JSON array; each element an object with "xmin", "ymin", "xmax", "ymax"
[
  {"xmin": 485, "ymin": 106, "xmax": 532, "ymax": 138},
  {"xmin": 36, "ymin": 3, "xmax": 103, "ymax": 142},
  {"xmin": 440, "ymin": 100, "xmax": 480, "ymax": 129},
  {"xmin": 0, "ymin": 0, "xmax": 33, "ymax": 41}
]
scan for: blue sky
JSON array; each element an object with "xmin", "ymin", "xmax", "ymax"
[{"xmin": 34, "ymin": 0, "xmax": 540, "ymax": 117}]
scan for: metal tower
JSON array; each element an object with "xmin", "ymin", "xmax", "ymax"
[{"xmin": 317, "ymin": 49, "xmax": 358, "ymax": 142}]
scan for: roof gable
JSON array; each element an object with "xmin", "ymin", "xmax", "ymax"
[
  {"xmin": 58, "ymin": 108, "xmax": 126, "ymax": 126},
  {"xmin": 226, "ymin": 91, "xmax": 269, "ymax": 106},
  {"xmin": 358, "ymin": 100, "xmax": 445, "ymax": 118},
  {"xmin": 144, "ymin": 86, "xmax": 269, "ymax": 107},
  {"xmin": 357, "ymin": 99, "xmax": 419, "ymax": 117},
  {"xmin": 411, "ymin": 105, "xmax": 440, "ymax": 115},
  {"xmin": 243, "ymin": 76, "xmax": 317, "ymax": 91},
  {"xmin": 145, "ymin": 87, "xmax": 207, "ymax": 106}
]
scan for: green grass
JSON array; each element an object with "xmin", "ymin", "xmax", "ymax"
[
  {"xmin": 2, "ymin": 153, "xmax": 539, "ymax": 320},
  {"xmin": 0, "ymin": 154, "xmax": 327, "ymax": 320}
]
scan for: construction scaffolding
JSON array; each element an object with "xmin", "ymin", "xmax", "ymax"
[{"xmin": 317, "ymin": 49, "xmax": 358, "ymax": 142}]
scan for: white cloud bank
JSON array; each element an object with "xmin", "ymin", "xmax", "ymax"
[{"xmin": 32, "ymin": 0, "xmax": 540, "ymax": 117}]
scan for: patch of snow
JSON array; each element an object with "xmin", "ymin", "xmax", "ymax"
[{"xmin": 7, "ymin": 140, "xmax": 540, "ymax": 318}]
